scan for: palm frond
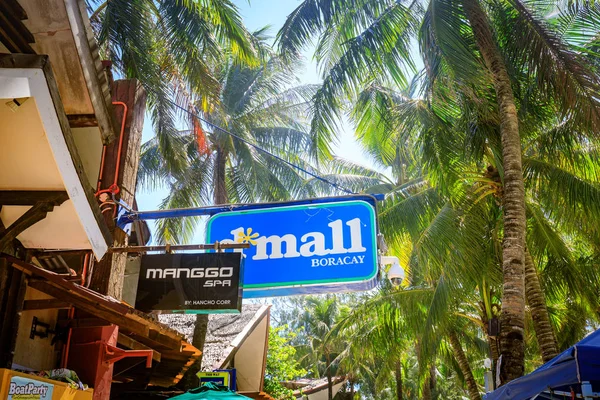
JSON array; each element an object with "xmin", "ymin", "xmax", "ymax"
[{"xmin": 499, "ymin": 0, "xmax": 600, "ymax": 132}]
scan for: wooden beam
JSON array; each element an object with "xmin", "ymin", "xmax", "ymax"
[
  {"xmin": 3, "ymin": 0, "xmax": 28, "ymax": 20},
  {"xmin": 0, "ymin": 258, "xmax": 9, "ymax": 322},
  {"xmin": 32, "ymin": 250, "xmax": 91, "ymax": 258},
  {"xmin": 0, "ymin": 269, "xmax": 26, "ymax": 367},
  {"xmin": 90, "ymin": 79, "xmax": 146, "ymax": 297},
  {"xmin": 64, "ymin": 0, "xmax": 118, "ymax": 144},
  {"xmin": 67, "ymin": 114, "xmax": 98, "ymax": 128},
  {"xmin": 40, "ymin": 55, "xmax": 113, "ymax": 254},
  {"xmin": 0, "ymin": 202, "xmax": 59, "ymax": 250},
  {"xmin": 23, "ymin": 299, "xmax": 71, "ymax": 310},
  {"xmin": 148, "ymin": 329, "xmax": 183, "ymax": 351},
  {"xmin": 0, "ymin": 191, "xmax": 68, "ymax": 206},
  {"xmin": 69, "ymin": 317, "xmax": 111, "ymax": 328},
  {"xmin": 4, "ymin": 254, "xmax": 129, "ymax": 314},
  {"xmin": 27, "ymin": 280, "xmax": 150, "ymax": 338},
  {"xmin": 0, "ymin": 53, "xmax": 46, "ymax": 69},
  {"xmin": 118, "ymin": 333, "xmax": 161, "ymax": 362},
  {"xmin": 0, "ymin": 54, "xmax": 113, "ymax": 256},
  {"xmin": 0, "ymin": 0, "xmax": 35, "ymax": 54}
]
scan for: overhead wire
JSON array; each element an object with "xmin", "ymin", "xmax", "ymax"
[{"xmin": 160, "ymin": 95, "xmax": 357, "ymax": 195}]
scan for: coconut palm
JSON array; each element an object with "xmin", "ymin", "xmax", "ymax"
[
  {"xmin": 312, "ymin": 65, "xmax": 600, "ymax": 394},
  {"xmin": 137, "ymin": 35, "xmax": 323, "ymax": 387},
  {"xmin": 292, "ymin": 296, "xmax": 349, "ymax": 400},
  {"xmin": 88, "ymin": 0, "xmax": 259, "ymax": 178},
  {"xmin": 138, "ymin": 36, "xmax": 322, "ymax": 243},
  {"xmin": 278, "ymin": 0, "xmax": 600, "ymax": 382},
  {"xmin": 332, "ymin": 277, "xmax": 488, "ymax": 400}
]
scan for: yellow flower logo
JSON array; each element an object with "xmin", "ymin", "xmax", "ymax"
[{"xmin": 237, "ymin": 228, "xmax": 259, "ymax": 245}]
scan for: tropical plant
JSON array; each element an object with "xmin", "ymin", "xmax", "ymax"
[
  {"xmin": 264, "ymin": 326, "xmax": 307, "ymax": 400},
  {"xmin": 136, "ymin": 34, "xmax": 322, "ymax": 388},
  {"xmin": 330, "ymin": 279, "xmax": 488, "ymax": 400},
  {"xmin": 138, "ymin": 34, "xmax": 321, "ymax": 243},
  {"xmin": 278, "ymin": 0, "xmax": 600, "ymax": 383},
  {"xmin": 308, "ymin": 55, "xmax": 600, "ymax": 395},
  {"xmin": 88, "ymin": 0, "xmax": 259, "ymax": 178},
  {"xmin": 292, "ymin": 296, "xmax": 350, "ymax": 400}
]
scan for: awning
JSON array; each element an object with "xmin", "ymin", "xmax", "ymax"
[
  {"xmin": 0, "ymin": 54, "xmax": 111, "ymax": 259},
  {"xmin": 484, "ymin": 329, "xmax": 600, "ymax": 400},
  {"xmin": 2, "ymin": 253, "xmax": 201, "ymax": 386}
]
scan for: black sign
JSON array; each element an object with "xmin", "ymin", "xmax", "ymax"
[{"xmin": 135, "ymin": 253, "xmax": 243, "ymax": 313}]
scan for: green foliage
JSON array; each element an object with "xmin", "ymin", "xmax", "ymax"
[
  {"xmin": 137, "ymin": 35, "xmax": 323, "ymax": 242},
  {"xmin": 89, "ymin": 0, "xmax": 259, "ymax": 182},
  {"xmin": 264, "ymin": 326, "xmax": 307, "ymax": 400},
  {"xmin": 278, "ymin": 0, "xmax": 600, "ymax": 396},
  {"xmin": 91, "ymin": 0, "xmax": 600, "ymax": 396}
]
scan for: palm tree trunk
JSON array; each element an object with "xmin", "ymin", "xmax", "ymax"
[
  {"xmin": 395, "ymin": 361, "xmax": 403, "ymax": 400},
  {"xmin": 214, "ymin": 147, "xmax": 228, "ymax": 204},
  {"xmin": 422, "ymin": 368, "xmax": 432, "ymax": 400},
  {"xmin": 463, "ymin": 0, "xmax": 527, "ymax": 384},
  {"xmin": 184, "ymin": 147, "xmax": 229, "ymax": 388},
  {"xmin": 488, "ymin": 335, "xmax": 499, "ymax": 381},
  {"xmin": 429, "ymin": 364, "xmax": 436, "ymax": 392},
  {"xmin": 448, "ymin": 330, "xmax": 481, "ymax": 400},
  {"xmin": 422, "ymin": 378, "xmax": 432, "ymax": 400},
  {"xmin": 326, "ymin": 354, "xmax": 333, "ymax": 400},
  {"xmin": 524, "ymin": 249, "xmax": 558, "ymax": 362}
]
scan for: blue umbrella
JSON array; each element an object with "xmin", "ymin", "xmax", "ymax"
[{"xmin": 485, "ymin": 329, "xmax": 600, "ymax": 399}]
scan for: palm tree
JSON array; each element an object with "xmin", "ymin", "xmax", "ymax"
[
  {"xmin": 138, "ymin": 36, "xmax": 321, "ymax": 243},
  {"xmin": 333, "ymin": 279, "xmax": 487, "ymax": 400},
  {"xmin": 331, "ymin": 289, "xmax": 409, "ymax": 400},
  {"xmin": 278, "ymin": 0, "xmax": 600, "ymax": 383},
  {"xmin": 88, "ymin": 0, "xmax": 259, "ymax": 177},
  {"xmin": 138, "ymin": 35, "xmax": 322, "ymax": 387},
  {"xmin": 311, "ymin": 70, "xmax": 600, "ymax": 396},
  {"xmin": 292, "ymin": 296, "xmax": 349, "ymax": 400}
]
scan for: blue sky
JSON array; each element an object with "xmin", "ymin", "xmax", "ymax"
[{"xmin": 136, "ymin": 0, "xmax": 376, "ymax": 242}]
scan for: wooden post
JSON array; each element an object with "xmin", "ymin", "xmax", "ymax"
[
  {"xmin": 89, "ymin": 80, "xmax": 146, "ymax": 298},
  {"xmin": 0, "ymin": 219, "xmax": 20, "ymax": 367},
  {"xmin": 0, "ymin": 267, "xmax": 26, "ymax": 367},
  {"xmin": 0, "ymin": 258, "xmax": 10, "ymax": 346}
]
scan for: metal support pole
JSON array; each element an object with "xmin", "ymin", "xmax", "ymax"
[
  {"xmin": 34, "ymin": 243, "xmax": 250, "ymax": 258},
  {"xmin": 107, "ymin": 242, "xmax": 249, "ymax": 253},
  {"xmin": 582, "ymin": 382, "xmax": 599, "ymax": 399}
]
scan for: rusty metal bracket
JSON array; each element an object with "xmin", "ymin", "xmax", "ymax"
[
  {"xmin": 71, "ymin": 340, "xmax": 153, "ymax": 368},
  {"xmin": 30, "ymin": 316, "xmax": 56, "ymax": 339},
  {"xmin": 103, "ymin": 343, "xmax": 153, "ymax": 368}
]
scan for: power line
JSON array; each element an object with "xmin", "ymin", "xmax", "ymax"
[{"xmin": 164, "ymin": 97, "xmax": 357, "ymax": 195}]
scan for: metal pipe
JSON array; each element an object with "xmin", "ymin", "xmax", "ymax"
[
  {"xmin": 61, "ymin": 307, "xmax": 74, "ymax": 369},
  {"xmin": 540, "ymin": 388, "xmax": 599, "ymax": 399},
  {"xmin": 34, "ymin": 243, "xmax": 249, "ymax": 258},
  {"xmin": 95, "ymin": 101, "xmax": 128, "ymax": 197},
  {"xmin": 81, "ymin": 253, "xmax": 90, "ymax": 286},
  {"xmin": 117, "ymin": 194, "xmax": 383, "ymax": 228},
  {"xmin": 108, "ymin": 242, "xmax": 249, "ymax": 253},
  {"xmin": 111, "ymin": 101, "xmax": 128, "ymax": 187}
]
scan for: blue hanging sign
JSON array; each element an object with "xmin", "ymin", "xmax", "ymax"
[{"xmin": 206, "ymin": 200, "xmax": 379, "ymax": 297}]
